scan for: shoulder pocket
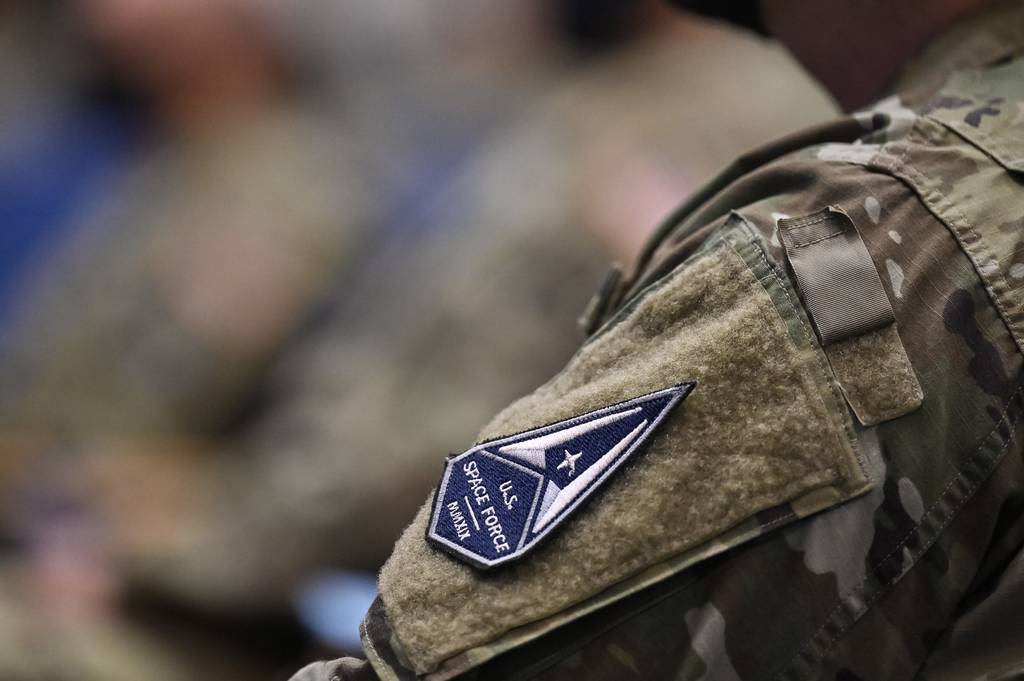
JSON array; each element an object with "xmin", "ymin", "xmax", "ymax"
[
  {"xmin": 368, "ymin": 219, "xmax": 877, "ymax": 680},
  {"xmin": 925, "ymin": 62, "xmax": 1024, "ymax": 174},
  {"xmin": 912, "ymin": 60, "xmax": 1024, "ymax": 354}
]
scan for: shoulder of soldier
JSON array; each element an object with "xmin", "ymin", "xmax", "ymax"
[
  {"xmin": 614, "ymin": 43, "xmax": 1024, "ymax": 351},
  {"xmin": 319, "ymin": 37, "xmax": 1024, "ymax": 681},
  {"xmin": 870, "ymin": 52, "xmax": 1024, "ymax": 352}
]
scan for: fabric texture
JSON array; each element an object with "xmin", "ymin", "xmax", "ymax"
[
  {"xmin": 291, "ymin": 659, "xmax": 379, "ymax": 681},
  {"xmin": 378, "ymin": 240, "xmax": 866, "ymax": 674},
  {"xmin": 826, "ymin": 324, "xmax": 923, "ymax": 426},
  {"xmin": 777, "ymin": 206, "xmax": 895, "ymax": 345},
  {"xmin": 774, "ymin": 206, "xmax": 923, "ymax": 425}
]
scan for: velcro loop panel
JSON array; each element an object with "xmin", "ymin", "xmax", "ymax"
[
  {"xmin": 826, "ymin": 325, "xmax": 923, "ymax": 426},
  {"xmin": 375, "ymin": 239, "xmax": 869, "ymax": 675},
  {"xmin": 778, "ymin": 206, "xmax": 895, "ymax": 345}
]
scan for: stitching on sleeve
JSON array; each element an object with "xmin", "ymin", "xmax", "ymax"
[
  {"xmin": 362, "ymin": 625, "xmax": 403, "ymax": 681},
  {"xmin": 773, "ymin": 380, "xmax": 1024, "ymax": 680}
]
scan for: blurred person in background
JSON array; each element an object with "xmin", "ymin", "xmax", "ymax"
[
  {"xmin": 0, "ymin": 0, "xmax": 603, "ymax": 678},
  {"xmin": 0, "ymin": 0, "xmax": 361, "ymax": 678},
  {"xmin": 117, "ymin": 0, "xmax": 833, "ymax": 656},
  {"xmin": 0, "ymin": 0, "xmax": 362, "ymax": 436},
  {"xmin": 75, "ymin": 0, "xmax": 620, "ymax": 662},
  {"xmin": 0, "ymin": 0, "xmax": 144, "ymax": 327},
  {"xmin": 0, "ymin": 0, "xmax": 835, "ymax": 680}
]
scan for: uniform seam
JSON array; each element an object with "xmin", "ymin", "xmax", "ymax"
[
  {"xmin": 780, "ymin": 211, "xmax": 845, "ymax": 249},
  {"xmin": 736, "ymin": 226, "xmax": 866, "ymax": 480},
  {"xmin": 875, "ymin": 123, "xmax": 1024, "ymax": 356},
  {"xmin": 930, "ymin": 113, "xmax": 1024, "ymax": 177},
  {"xmin": 905, "ymin": 153, "xmax": 1016, "ymax": 305},
  {"xmin": 780, "ymin": 213, "xmax": 831, "ymax": 229},
  {"xmin": 363, "ymin": 625, "xmax": 402, "ymax": 681},
  {"xmin": 818, "ymin": 413, "xmax": 1017, "ymax": 653},
  {"xmin": 909, "ymin": 155, "xmax": 1024, "ymax": 348},
  {"xmin": 790, "ymin": 230, "xmax": 844, "ymax": 250},
  {"xmin": 773, "ymin": 380, "xmax": 1024, "ymax": 681},
  {"xmin": 744, "ymin": 232, "xmax": 827, "ymax": 383},
  {"xmin": 759, "ymin": 513, "xmax": 798, "ymax": 532}
]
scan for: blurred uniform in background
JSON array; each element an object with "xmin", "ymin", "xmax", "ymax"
[
  {"xmin": 0, "ymin": 0, "xmax": 143, "ymax": 328},
  {"xmin": 0, "ymin": 0, "xmax": 362, "ymax": 436},
  {"xmin": 0, "ymin": 0, "xmax": 71, "ymax": 130},
  {"xmin": 0, "ymin": 0, "xmax": 362, "ymax": 678},
  {"xmin": 114, "ymin": 0, "xmax": 832, "ymax": 636},
  {"xmin": 0, "ymin": 0, "xmax": 835, "ymax": 679}
]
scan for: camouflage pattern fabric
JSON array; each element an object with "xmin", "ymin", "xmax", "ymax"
[
  {"xmin": 0, "ymin": 106, "xmax": 362, "ymax": 681},
  {"xmin": 0, "ymin": 565, "xmax": 190, "ymax": 681},
  {"xmin": 294, "ymin": 2, "xmax": 1024, "ymax": 679}
]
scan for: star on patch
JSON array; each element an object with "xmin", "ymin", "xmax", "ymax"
[
  {"xmin": 426, "ymin": 383, "xmax": 695, "ymax": 569},
  {"xmin": 557, "ymin": 450, "xmax": 582, "ymax": 476}
]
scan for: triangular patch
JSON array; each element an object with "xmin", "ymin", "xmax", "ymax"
[{"xmin": 426, "ymin": 383, "xmax": 694, "ymax": 569}]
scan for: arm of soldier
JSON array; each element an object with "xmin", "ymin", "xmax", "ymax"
[{"xmin": 287, "ymin": 113, "xmax": 1024, "ymax": 677}]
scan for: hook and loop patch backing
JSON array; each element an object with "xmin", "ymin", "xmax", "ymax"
[{"xmin": 376, "ymin": 235, "xmax": 871, "ymax": 677}]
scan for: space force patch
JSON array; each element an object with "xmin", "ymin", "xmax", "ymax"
[{"xmin": 426, "ymin": 383, "xmax": 694, "ymax": 569}]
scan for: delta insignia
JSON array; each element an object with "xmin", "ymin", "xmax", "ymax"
[{"xmin": 426, "ymin": 383, "xmax": 695, "ymax": 569}]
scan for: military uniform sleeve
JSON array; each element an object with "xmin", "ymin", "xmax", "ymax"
[{"xmin": 296, "ymin": 46, "xmax": 1024, "ymax": 681}]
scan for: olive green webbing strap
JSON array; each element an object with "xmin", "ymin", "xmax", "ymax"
[{"xmin": 777, "ymin": 206, "xmax": 895, "ymax": 346}]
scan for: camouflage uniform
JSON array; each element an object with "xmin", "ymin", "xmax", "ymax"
[
  {"xmin": 0, "ymin": 106, "xmax": 361, "ymax": 681},
  {"xmin": 293, "ymin": 2, "xmax": 1024, "ymax": 680},
  {"xmin": 0, "ymin": 564, "xmax": 189, "ymax": 681},
  {"xmin": 0, "ymin": 106, "xmax": 360, "ymax": 436}
]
